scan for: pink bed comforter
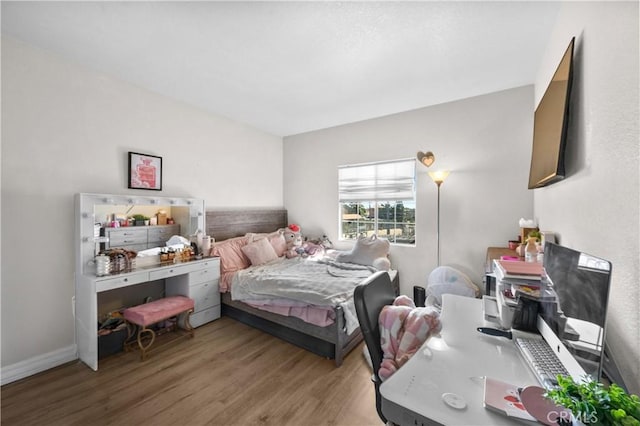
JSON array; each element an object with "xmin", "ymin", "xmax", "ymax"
[{"xmin": 378, "ymin": 295, "xmax": 441, "ymax": 381}]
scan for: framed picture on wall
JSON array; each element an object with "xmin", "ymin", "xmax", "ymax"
[{"xmin": 128, "ymin": 152, "xmax": 162, "ymax": 190}]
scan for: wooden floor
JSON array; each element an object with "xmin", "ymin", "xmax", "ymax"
[{"xmin": 1, "ymin": 317, "xmax": 382, "ymax": 426}]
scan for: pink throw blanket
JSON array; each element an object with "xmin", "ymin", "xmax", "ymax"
[{"xmin": 378, "ymin": 295, "xmax": 441, "ymax": 381}]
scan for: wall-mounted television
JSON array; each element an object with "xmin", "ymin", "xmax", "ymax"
[{"xmin": 528, "ymin": 37, "xmax": 575, "ymax": 189}]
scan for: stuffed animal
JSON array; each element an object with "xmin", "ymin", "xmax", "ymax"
[
  {"xmin": 283, "ymin": 224, "xmax": 325, "ymax": 258},
  {"xmin": 335, "ymin": 234, "xmax": 391, "ymax": 270},
  {"xmin": 306, "ymin": 234, "xmax": 333, "ymax": 250},
  {"xmin": 301, "ymin": 240, "xmax": 323, "ymax": 257},
  {"xmin": 283, "ymin": 224, "xmax": 304, "ymax": 258},
  {"xmin": 319, "ymin": 235, "xmax": 333, "ymax": 249}
]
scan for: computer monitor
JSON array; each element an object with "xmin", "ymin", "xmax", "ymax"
[{"xmin": 538, "ymin": 242, "xmax": 612, "ymax": 382}]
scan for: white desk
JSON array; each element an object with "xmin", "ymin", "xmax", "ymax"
[{"xmin": 380, "ymin": 294, "xmax": 539, "ymax": 425}]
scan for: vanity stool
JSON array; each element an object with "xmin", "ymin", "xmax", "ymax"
[{"xmin": 123, "ymin": 295, "xmax": 195, "ymax": 361}]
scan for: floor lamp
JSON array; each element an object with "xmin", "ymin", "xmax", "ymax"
[{"xmin": 428, "ymin": 170, "xmax": 450, "ymax": 266}]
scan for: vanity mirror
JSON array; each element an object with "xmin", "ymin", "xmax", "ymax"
[{"xmin": 75, "ymin": 193, "xmax": 205, "ymax": 276}]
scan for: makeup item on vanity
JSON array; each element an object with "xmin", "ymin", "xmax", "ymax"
[
  {"xmin": 96, "ymin": 254, "xmax": 111, "ymax": 276},
  {"xmin": 201, "ymin": 236, "xmax": 213, "ymax": 257}
]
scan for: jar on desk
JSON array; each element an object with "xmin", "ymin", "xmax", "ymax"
[
  {"xmin": 524, "ymin": 237, "xmax": 538, "ymax": 262},
  {"xmin": 95, "ymin": 254, "xmax": 111, "ymax": 276}
]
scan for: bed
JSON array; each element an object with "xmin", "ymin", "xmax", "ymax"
[{"xmin": 205, "ymin": 209, "xmax": 399, "ymax": 366}]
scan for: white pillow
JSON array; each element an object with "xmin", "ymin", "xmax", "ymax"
[
  {"xmin": 335, "ymin": 235, "xmax": 390, "ymax": 270},
  {"xmin": 426, "ymin": 266, "xmax": 480, "ymax": 304},
  {"xmin": 241, "ymin": 237, "xmax": 279, "ymax": 266}
]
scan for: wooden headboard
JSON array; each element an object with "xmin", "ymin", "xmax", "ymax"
[{"xmin": 205, "ymin": 209, "xmax": 288, "ymax": 242}]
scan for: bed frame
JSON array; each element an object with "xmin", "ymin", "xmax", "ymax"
[{"xmin": 205, "ymin": 208, "xmax": 397, "ymax": 366}]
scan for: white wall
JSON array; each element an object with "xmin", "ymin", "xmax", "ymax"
[
  {"xmin": 533, "ymin": 2, "xmax": 639, "ymax": 393},
  {"xmin": 284, "ymin": 86, "xmax": 535, "ymax": 298},
  {"xmin": 1, "ymin": 37, "xmax": 283, "ymax": 374}
]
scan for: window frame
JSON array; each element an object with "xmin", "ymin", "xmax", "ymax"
[{"xmin": 338, "ymin": 158, "xmax": 416, "ymax": 246}]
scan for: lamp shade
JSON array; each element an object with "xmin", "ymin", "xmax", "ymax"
[{"xmin": 428, "ymin": 170, "xmax": 450, "ymax": 185}]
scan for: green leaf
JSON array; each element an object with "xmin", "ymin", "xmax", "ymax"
[{"xmin": 544, "ymin": 376, "xmax": 640, "ymax": 426}]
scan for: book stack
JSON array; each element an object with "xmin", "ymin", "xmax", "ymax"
[
  {"xmin": 493, "ymin": 260, "xmax": 545, "ymax": 305},
  {"xmin": 492, "ymin": 260, "xmax": 549, "ymax": 328}
]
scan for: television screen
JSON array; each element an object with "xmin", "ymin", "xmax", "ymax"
[{"xmin": 528, "ymin": 37, "xmax": 575, "ymax": 189}]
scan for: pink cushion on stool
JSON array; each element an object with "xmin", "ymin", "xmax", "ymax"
[{"xmin": 124, "ymin": 296, "xmax": 194, "ymax": 327}]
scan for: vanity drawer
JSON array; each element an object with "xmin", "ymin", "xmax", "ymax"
[
  {"xmin": 191, "ymin": 305, "xmax": 221, "ymax": 328},
  {"xmin": 149, "ymin": 264, "xmax": 190, "ymax": 280},
  {"xmin": 107, "ymin": 228, "xmax": 147, "ymax": 246},
  {"xmin": 96, "ymin": 271, "xmax": 149, "ymax": 292},
  {"xmin": 116, "ymin": 243, "xmax": 148, "ymax": 252},
  {"xmin": 191, "ymin": 280, "xmax": 220, "ymax": 311},
  {"xmin": 189, "ymin": 264, "xmax": 220, "ymax": 285},
  {"xmin": 148, "ymin": 225, "xmax": 180, "ymax": 244}
]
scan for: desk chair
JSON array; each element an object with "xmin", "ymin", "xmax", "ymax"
[{"xmin": 354, "ymin": 271, "xmax": 397, "ymax": 424}]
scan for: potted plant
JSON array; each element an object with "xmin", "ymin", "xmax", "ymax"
[
  {"xmin": 131, "ymin": 214, "xmax": 149, "ymax": 226},
  {"xmin": 545, "ymin": 375, "xmax": 640, "ymax": 425}
]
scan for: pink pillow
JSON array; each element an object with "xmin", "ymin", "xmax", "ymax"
[
  {"xmin": 211, "ymin": 236, "xmax": 250, "ymax": 274},
  {"xmin": 268, "ymin": 233, "xmax": 287, "ymax": 257},
  {"xmin": 241, "ymin": 237, "xmax": 279, "ymax": 266},
  {"xmin": 247, "ymin": 231, "xmax": 287, "ymax": 258}
]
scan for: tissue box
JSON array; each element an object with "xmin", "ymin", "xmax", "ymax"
[{"xmin": 157, "ymin": 213, "xmax": 167, "ymax": 225}]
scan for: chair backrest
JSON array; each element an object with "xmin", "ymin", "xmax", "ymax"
[{"xmin": 354, "ymin": 270, "xmax": 397, "ymax": 423}]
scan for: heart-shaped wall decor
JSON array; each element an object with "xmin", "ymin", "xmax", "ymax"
[{"xmin": 417, "ymin": 151, "xmax": 435, "ymax": 167}]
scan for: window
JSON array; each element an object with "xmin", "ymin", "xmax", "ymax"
[{"xmin": 339, "ymin": 159, "xmax": 416, "ymax": 245}]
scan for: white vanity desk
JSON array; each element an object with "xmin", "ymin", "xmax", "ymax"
[{"xmin": 75, "ymin": 193, "xmax": 220, "ymax": 371}]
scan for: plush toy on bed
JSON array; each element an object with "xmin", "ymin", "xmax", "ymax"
[
  {"xmin": 305, "ymin": 234, "xmax": 333, "ymax": 250},
  {"xmin": 335, "ymin": 234, "xmax": 391, "ymax": 270},
  {"xmin": 283, "ymin": 224, "xmax": 304, "ymax": 258},
  {"xmin": 283, "ymin": 224, "xmax": 325, "ymax": 258}
]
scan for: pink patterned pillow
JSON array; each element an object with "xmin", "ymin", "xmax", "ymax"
[
  {"xmin": 212, "ymin": 236, "xmax": 250, "ymax": 273},
  {"xmin": 241, "ymin": 237, "xmax": 279, "ymax": 266}
]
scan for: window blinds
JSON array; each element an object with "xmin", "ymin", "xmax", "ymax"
[{"xmin": 338, "ymin": 159, "xmax": 416, "ymax": 202}]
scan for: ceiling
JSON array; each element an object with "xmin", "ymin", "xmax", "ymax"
[{"xmin": 1, "ymin": 1, "xmax": 560, "ymax": 137}]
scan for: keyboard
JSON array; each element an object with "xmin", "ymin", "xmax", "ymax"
[{"xmin": 515, "ymin": 337, "xmax": 569, "ymax": 389}]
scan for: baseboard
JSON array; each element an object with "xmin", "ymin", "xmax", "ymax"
[{"xmin": 1, "ymin": 344, "xmax": 78, "ymax": 386}]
